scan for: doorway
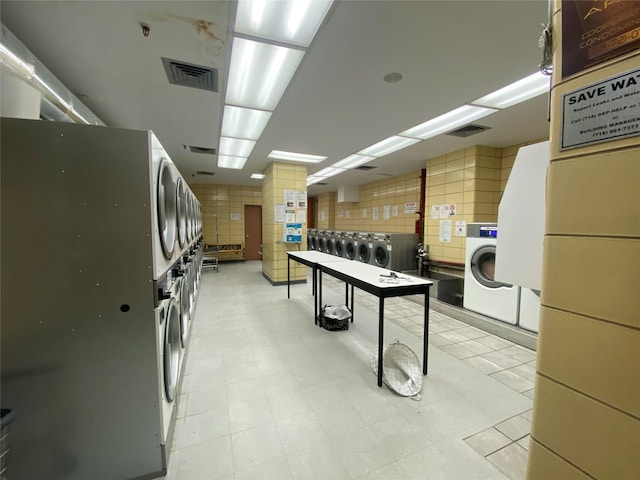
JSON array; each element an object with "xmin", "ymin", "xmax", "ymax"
[{"xmin": 244, "ymin": 205, "xmax": 262, "ymax": 261}]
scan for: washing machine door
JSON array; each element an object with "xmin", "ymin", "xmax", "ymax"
[
  {"xmin": 158, "ymin": 159, "xmax": 177, "ymax": 259},
  {"xmin": 345, "ymin": 240, "xmax": 356, "ymax": 260},
  {"xmin": 358, "ymin": 243, "xmax": 371, "ymax": 263},
  {"xmin": 164, "ymin": 298, "xmax": 181, "ymax": 402},
  {"xmin": 373, "ymin": 243, "xmax": 389, "ymax": 268},
  {"xmin": 176, "ymin": 178, "xmax": 187, "ymax": 249},
  {"xmin": 470, "ymin": 245, "xmax": 511, "ymax": 288},
  {"xmin": 334, "ymin": 240, "xmax": 344, "ymax": 257},
  {"xmin": 179, "ymin": 276, "xmax": 190, "ymax": 347},
  {"xmin": 325, "ymin": 238, "xmax": 335, "ymax": 255},
  {"xmin": 318, "ymin": 237, "xmax": 326, "ymax": 252}
]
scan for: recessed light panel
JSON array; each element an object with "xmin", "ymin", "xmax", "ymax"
[
  {"xmin": 357, "ymin": 136, "xmax": 420, "ymax": 157},
  {"xmin": 250, "ymin": 173, "xmax": 265, "ymax": 179},
  {"xmin": 267, "ymin": 150, "xmax": 327, "ymax": 163},
  {"xmin": 218, "ymin": 155, "xmax": 247, "ymax": 169},
  {"xmin": 235, "ymin": 0, "xmax": 334, "ymax": 47},
  {"xmin": 399, "ymin": 105, "xmax": 496, "ymax": 140},
  {"xmin": 332, "ymin": 154, "xmax": 375, "ymax": 169},
  {"xmin": 472, "ymin": 71, "xmax": 550, "ymax": 109},
  {"xmin": 225, "ymin": 37, "xmax": 305, "ymax": 111},
  {"xmin": 222, "ymin": 106, "xmax": 272, "ymax": 140},
  {"xmin": 219, "ymin": 137, "xmax": 256, "ymax": 157},
  {"xmin": 313, "ymin": 166, "xmax": 346, "ymax": 178}
]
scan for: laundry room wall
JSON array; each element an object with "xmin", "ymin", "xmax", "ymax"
[
  {"xmin": 331, "ymin": 171, "xmax": 422, "ymax": 233},
  {"xmin": 191, "ymin": 184, "xmax": 261, "ymax": 247},
  {"xmin": 315, "ymin": 192, "xmax": 336, "ymax": 230}
]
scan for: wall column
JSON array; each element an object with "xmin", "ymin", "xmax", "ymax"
[
  {"xmin": 527, "ymin": 1, "xmax": 640, "ymax": 478},
  {"xmin": 261, "ymin": 162, "xmax": 308, "ymax": 285}
]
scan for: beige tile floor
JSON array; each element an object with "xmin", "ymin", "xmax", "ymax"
[{"xmin": 165, "ymin": 261, "xmax": 536, "ymax": 480}]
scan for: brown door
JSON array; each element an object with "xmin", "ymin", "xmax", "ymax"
[{"xmin": 244, "ymin": 205, "xmax": 262, "ymax": 261}]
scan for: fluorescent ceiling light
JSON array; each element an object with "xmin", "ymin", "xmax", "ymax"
[
  {"xmin": 222, "ymin": 106, "xmax": 272, "ymax": 140},
  {"xmin": 219, "ymin": 137, "xmax": 256, "ymax": 157},
  {"xmin": 472, "ymin": 72, "xmax": 550, "ymax": 109},
  {"xmin": 358, "ymin": 136, "xmax": 420, "ymax": 157},
  {"xmin": 235, "ymin": 0, "xmax": 334, "ymax": 47},
  {"xmin": 399, "ymin": 105, "xmax": 496, "ymax": 140},
  {"xmin": 0, "ymin": 43, "xmax": 35, "ymax": 78},
  {"xmin": 218, "ymin": 155, "xmax": 247, "ymax": 169},
  {"xmin": 225, "ymin": 37, "xmax": 305, "ymax": 111},
  {"xmin": 267, "ymin": 150, "xmax": 327, "ymax": 163},
  {"xmin": 250, "ymin": 173, "xmax": 265, "ymax": 179},
  {"xmin": 307, "ymin": 175, "xmax": 328, "ymax": 186},
  {"xmin": 313, "ymin": 166, "xmax": 346, "ymax": 178},
  {"xmin": 332, "ymin": 154, "xmax": 375, "ymax": 169}
]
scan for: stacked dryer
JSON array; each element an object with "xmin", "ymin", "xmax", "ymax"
[{"xmin": 0, "ymin": 119, "xmax": 203, "ymax": 480}]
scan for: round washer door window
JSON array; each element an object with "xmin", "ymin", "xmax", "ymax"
[
  {"xmin": 374, "ymin": 244, "xmax": 389, "ymax": 268},
  {"xmin": 335, "ymin": 241, "xmax": 344, "ymax": 257},
  {"xmin": 179, "ymin": 277, "xmax": 190, "ymax": 348},
  {"xmin": 346, "ymin": 242, "xmax": 356, "ymax": 260},
  {"xmin": 158, "ymin": 159, "xmax": 177, "ymax": 259},
  {"xmin": 470, "ymin": 245, "xmax": 510, "ymax": 288},
  {"xmin": 164, "ymin": 298, "xmax": 181, "ymax": 402},
  {"xmin": 176, "ymin": 178, "xmax": 187, "ymax": 248},
  {"xmin": 358, "ymin": 244, "xmax": 371, "ymax": 263}
]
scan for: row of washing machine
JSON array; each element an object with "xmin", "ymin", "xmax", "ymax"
[
  {"xmin": 463, "ymin": 223, "xmax": 540, "ymax": 333},
  {"xmin": 308, "ymin": 229, "xmax": 419, "ymax": 272}
]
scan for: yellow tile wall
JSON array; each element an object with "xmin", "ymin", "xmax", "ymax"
[
  {"xmin": 316, "ymin": 192, "xmax": 336, "ymax": 230},
  {"xmin": 262, "ymin": 162, "xmax": 308, "ymax": 284},
  {"xmin": 326, "ymin": 171, "xmax": 422, "ymax": 234},
  {"xmin": 527, "ymin": 2, "xmax": 640, "ymax": 478},
  {"xmin": 191, "ymin": 184, "xmax": 261, "ymax": 246}
]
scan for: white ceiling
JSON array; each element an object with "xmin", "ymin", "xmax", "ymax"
[{"xmin": 1, "ymin": 1, "xmax": 551, "ymax": 196}]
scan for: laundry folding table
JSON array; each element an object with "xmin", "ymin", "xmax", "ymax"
[
  {"xmin": 317, "ymin": 260, "xmax": 433, "ymax": 387},
  {"xmin": 287, "ymin": 251, "xmax": 351, "ymax": 323}
]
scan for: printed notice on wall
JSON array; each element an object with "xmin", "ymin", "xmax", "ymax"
[
  {"xmin": 284, "ymin": 190, "xmax": 296, "ymax": 208},
  {"xmin": 346, "ymin": 210, "xmax": 350, "ymax": 219},
  {"xmin": 440, "ymin": 204, "xmax": 450, "ymax": 219},
  {"xmin": 373, "ymin": 207, "xmax": 379, "ymax": 220},
  {"xmin": 230, "ymin": 212, "xmax": 240, "ymax": 221},
  {"xmin": 383, "ymin": 205, "xmax": 390, "ymax": 220},
  {"xmin": 285, "ymin": 210, "xmax": 295, "ymax": 223},
  {"xmin": 439, "ymin": 220, "xmax": 452, "ymax": 243},
  {"xmin": 455, "ymin": 220, "xmax": 467, "ymax": 237},
  {"xmin": 405, "ymin": 202, "xmax": 417, "ymax": 214},
  {"xmin": 362, "ymin": 208, "xmax": 367, "ymax": 218},
  {"xmin": 297, "ymin": 191, "xmax": 307, "ymax": 209},
  {"xmin": 296, "ymin": 210, "xmax": 306, "ymax": 224},
  {"xmin": 392, "ymin": 205, "xmax": 399, "ymax": 217},
  {"xmin": 337, "ymin": 209, "xmax": 344, "ymax": 218},
  {"xmin": 319, "ymin": 211, "xmax": 325, "ymax": 221},
  {"xmin": 562, "ymin": 67, "xmax": 640, "ymax": 150},
  {"xmin": 274, "ymin": 204, "xmax": 285, "ymax": 223},
  {"xmin": 431, "ymin": 205, "xmax": 440, "ymax": 219}
]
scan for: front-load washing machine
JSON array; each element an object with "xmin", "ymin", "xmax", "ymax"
[
  {"xmin": 463, "ymin": 223, "xmax": 520, "ymax": 324},
  {"xmin": 176, "ymin": 177, "xmax": 187, "ymax": 250},
  {"xmin": 324, "ymin": 231, "xmax": 336, "ymax": 255},
  {"xmin": 334, "ymin": 232, "xmax": 345, "ymax": 257},
  {"xmin": 519, "ymin": 288, "xmax": 541, "ymax": 333},
  {"xmin": 317, "ymin": 230, "xmax": 327, "ymax": 253},
  {"xmin": 344, "ymin": 232, "xmax": 358, "ymax": 260},
  {"xmin": 152, "ymin": 153, "xmax": 178, "ymax": 279},
  {"xmin": 372, "ymin": 233, "xmax": 419, "ymax": 272},
  {"xmin": 155, "ymin": 270, "xmax": 183, "ymax": 446},
  {"xmin": 357, "ymin": 232, "xmax": 373, "ymax": 263},
  {"xmin": 308, "ymin": 229, "xmax": 316, "ymax": 250}
]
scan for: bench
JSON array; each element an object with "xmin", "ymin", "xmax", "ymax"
[{"xmin": 204, "ymin": 244, "xmax": 245, "ymax": 264}]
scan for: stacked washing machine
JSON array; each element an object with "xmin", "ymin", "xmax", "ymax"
[
  {"xmin": 0, "ymin": 119, "xmax": 202, "ymax": 480},
  {"xmin": 371, "ymin": 233, "xmax": 419, "ymax": 272},
  {"xmin": 308, "ymin": 228, "xmax": 317, "ymax": 250}
]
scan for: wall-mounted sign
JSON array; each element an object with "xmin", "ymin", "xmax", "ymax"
[
  {"xmin": 230, "ymin": 212, "xmax": 240, "ymax": 221},
  {"xmin": 439, "ymin": 220, "xmax": 452, "ymax": 243},
  {"xmin": 562, "ymin": 0, "xmax": 640, "ymax": 78},
  {"xmin": 284, "ymin": 190, "xmax": 296, "ymax": 208},
  {"xmin": 274, "ymin": 204, "xmax": 285, "ymax": 223},
  {"xmin": 297, "ymin": 191, "xmax": 307, "ymax": 208},
  {"xmin": 404, "ymin": 202, "xmax": 417, "ymax": 214},
  {"xmin": 562, "ymin": 67, "xmax": 640, "ymax": 150},
  {"xmin": 284, "ymin": 223, "xmax": 302, "ymax": 243}
]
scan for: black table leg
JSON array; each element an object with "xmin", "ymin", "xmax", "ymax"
[
  {"xmin": 423, "ymin": 288, "xmax": 429, "ymax": 375},
  {"xmin": 287, "ymin": 256, "xmax": 290, "ymax": 299},
  {"xmin": 317, "ymin": 269, "xmax": 322, "ymax": 326},
  {"xmin": 378, "ymin": 296, "xmax": 384, "ymax": 387},
  {"xmin": 350, "ymin": 284, "xmax": 354, "ymax": 322}
]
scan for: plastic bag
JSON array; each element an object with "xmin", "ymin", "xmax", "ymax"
[{"xmin": 319, "ymin": 304, "xmax": 351, "ymax": 331}]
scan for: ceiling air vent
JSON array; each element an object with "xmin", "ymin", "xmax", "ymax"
[
  {"xmin": 188, "ymin": 145, "xmax": 217, "ymax": 155},
  {"xmin": 315, "ymin": 182, "xmax": 328, "ymax": 186},
  {"xmin": 195, "ymin": 171, "xmax": 215, "ymax": 176},
  {"xmin": 446, "ymin": 124, "xmax": 490, "ymax": 138},
  {"xmin": 355, "ymin": 165, "xmax": 377, "ymax": 171},
  {"xmin": 162, "ymin": 57, "xmax": 219, "ymax": 92}
]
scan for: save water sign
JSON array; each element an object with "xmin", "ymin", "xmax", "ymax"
[{"xmin": 562, "ymin": 67, "xmax": 640, "ymax": 150}]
